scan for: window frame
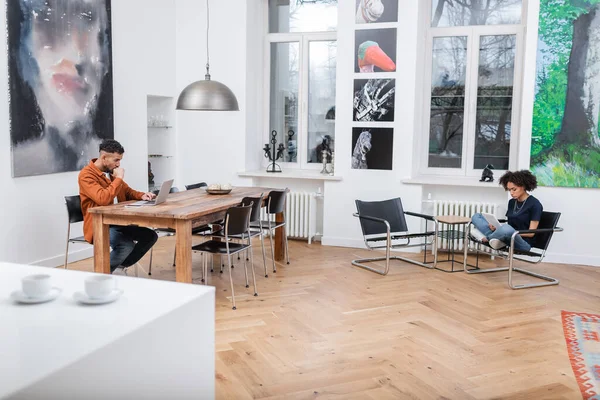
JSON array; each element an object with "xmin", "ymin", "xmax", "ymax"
[
  {"xmin": 419, "ymin": 1, "xmax": 527, "ymax": 178},
  {"xmin": 263, "ymin": 19, "xmax": 337, "ymax": 170}
]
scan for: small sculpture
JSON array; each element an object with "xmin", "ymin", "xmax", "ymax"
[
  {"xmin": 316, "ymin": 135, "xmax": 333, "ymax": 163},
  {"xmin": 480, "ymin": 164, "xmax": 495, "ymax": 182},
  {"xmin": 148, "ymin": 161, "xmax": 154, "ymax": 185},
  {"xmin": 287, "ymin": 130, "xmax": 297, "ymax": 162},
  {"xmin": 263, "ymin": 130, "xmax": 285, "ymax": 173}
]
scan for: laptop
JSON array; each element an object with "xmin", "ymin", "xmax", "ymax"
[{"xmin": 126, "ymin": 179, "xmax": 174, "ymax": 207}]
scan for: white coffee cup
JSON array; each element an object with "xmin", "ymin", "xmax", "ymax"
[
  {"xmin": 84, "ymin": 275, "xmax": 114, "ymax": 299},
  {"xmin": 22, "ymin": 274, "xmax": 52, "ymax": 298}
]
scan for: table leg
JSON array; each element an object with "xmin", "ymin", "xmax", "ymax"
[
  {"xmin": 93, "ymin": 214, "xmax": 110, "ymax": 274},
  {"xmin": 274, "ymin": 212, "xmax": 285, "ymax": 262},
  {"xmin": 463, "ymin": 226, "xmax": 469, "ymax": 271},
  {"xmin": 175, "ymin": 220, "xmax": 193, "ymax": 283}
]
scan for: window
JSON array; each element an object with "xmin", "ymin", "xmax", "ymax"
[
  {"xmin": 266, "ymin": 0, "xmax": 337, "ymax": 169},
  {"xmin": 421, "ymin": 1, "xmax": 525, "ymax": 177}
]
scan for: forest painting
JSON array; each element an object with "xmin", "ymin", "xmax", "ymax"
[{"xmin": 532, "ymin": 1, "xmax": 600, "ymax": 188}]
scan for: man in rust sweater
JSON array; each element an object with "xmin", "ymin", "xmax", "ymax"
[{"xmin": 79, "ymin": 139, "xmax": 158, "ymax": 274}]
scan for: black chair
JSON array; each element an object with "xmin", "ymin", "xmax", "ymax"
[
  {"xmin": 352, "ymin": 198, "xmax": 436, "ymax": 275},
  {"xmin": 152, "ymin": 186, "xmax": 180, "ymax": 196},
  {"xmin": 465, "ymin": 211, "xmax": 563, "ymax": 289},
  {"xmin": 211, "ymin": 194, "xmax": 269, "ymax": 277},
  {"xmin": 249, "ymin": 189, "xmax": 290, "ymax": 273},
  {"xmin": 185, "ymin": 182, "xmax": 207, "ymax": 190},
  {"xmin": 192, "ymin": 203, "xmax": 257, "ymax": 310},
  {"xmin": 64, "ymin": 195, "xmax": 90, "ymax": 269}
]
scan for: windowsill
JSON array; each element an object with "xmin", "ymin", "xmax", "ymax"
[
  {"xmin": 402, "ymin": 176, "xmax": 505, "ymax": 189},
  {"xmin": 238, "ymin": 169, "xmax": 342, "ymax": 181}
]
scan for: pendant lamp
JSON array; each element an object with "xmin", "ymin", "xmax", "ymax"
[{"xmin": 176, "ymin": 0, "xmax": 239, "ymax": 111}]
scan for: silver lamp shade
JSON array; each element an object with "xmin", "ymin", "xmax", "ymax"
[{"xmin": 176, "ymin": 78, "xmax": 239, "ymax": 111}]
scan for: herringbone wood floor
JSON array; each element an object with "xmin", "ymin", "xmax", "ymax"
[{"xmin": 69, "ymin": 236, "xmax": 600, "ymax": 399}]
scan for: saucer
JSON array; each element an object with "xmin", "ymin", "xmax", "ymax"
[
  {"xmin": 73, "ymin": 288, "xmax": 124, "ymax": 305},
  {"xmin": 10, "ymin": 287, "xmax": 62, "ymax": 304}
]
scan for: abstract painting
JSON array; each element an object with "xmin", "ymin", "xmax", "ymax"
[
  {"xmin": 7, "ymin": 0, "xmax": 114, "ymax": 177},
  {"xmin": 531, "ymin": 1, "xmax": 600, "ymax": 187},
  {"xmin": 353, "ymin": 79, "xmax": 395, "ymax": 122},
  {"xmin": 355, "ymin": 0, "xmax": 398, "ymax": 24},
  {"xmin": 351, "ymin": 127, "xmax": 393, "ymax": 170},
  {"xmin": 355, "ymin": 28, "xmax": 396, "ymax": 73}
]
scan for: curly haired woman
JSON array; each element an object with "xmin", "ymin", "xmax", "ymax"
[{"xmin": 470, "ymin": 170, "xmax": 542, "ymax": 251}]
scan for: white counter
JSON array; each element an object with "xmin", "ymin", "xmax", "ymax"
[{"xmin": 0, "ymin": 263, "xmax": 215, "ymax": 399}]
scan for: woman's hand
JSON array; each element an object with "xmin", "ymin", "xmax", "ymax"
[{"xmin": 489, "ymin": 223, "xmax": 496, "ymax": 231}]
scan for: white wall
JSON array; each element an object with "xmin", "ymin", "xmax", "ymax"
[
  {"xmin": 0, "ymin": 1, "xmax": 176, "ymax": 266},
  {"xmin": 322, "ymin": 0, "xmax": 424, "ymax": 248},
  {"xmin": 321, "ymin": 0, "xmax": 600, "ymax": 266},
  {"xmin": 175, "ymin": 0, "xmax": 253, "ymax": 188}
]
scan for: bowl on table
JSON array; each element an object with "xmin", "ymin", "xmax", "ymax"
[{"xmin": 205, "ymin": 184, "xmax": 233, "ymax": 195}]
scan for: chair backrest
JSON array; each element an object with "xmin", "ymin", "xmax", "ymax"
[
  {"xmin": 154, "ymin": 187, "xmax": 179, "ymax": 195},
  {"xmin": 65, "ymin": 195, "xmax": 84, "ymax": 223},
  {"xmin": 531, "ymin": 211, "xmax": 561, "ymax": 250},
  {"xmin": 355, "ymin": 198, "xmax": 408, "ymax": 236},
  {"xmin": 241, "ymin": 194, "xmax": 264, "ymax": 223},
  {"xmin": 185, "ymin": 182, "xmax": 207, "ymax": 190},
  {"xmin": 266, "ymin": 189, "xmax": 288, "ymax": 214},
  {"xmin": 224, "ymin": 203, "xmax": 253, "ymax": 237}
]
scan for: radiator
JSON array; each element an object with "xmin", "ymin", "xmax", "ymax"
[
  {"xmin": 260, "ymin": 192, "xmax": 318, "ymax": 243},
  {"xmin": 429, "ymin": 200, "xmax": 500, "ymax": 252}
]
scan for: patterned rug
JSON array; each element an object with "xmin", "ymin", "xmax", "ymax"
[{"xmin": 562, "ymin": 311, "xmax": 600, "ymax": 400}]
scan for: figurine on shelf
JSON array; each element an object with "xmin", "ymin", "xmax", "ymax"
[
  {"xmin": 316, "ymin": 135, "xmax": 333, "ymax": 163},
  {"xmin": 479, "ymin": 164, "xmax": 495, "ymax": 182},
  {"xmin": 287, "ymin": 130, "xmax": 297, "ymax": 162},
  {"xmin": 263, "ymin": 130, "xmax": 285, "ymax": 173},
  {"xmin": 148, "ymin": 161, "xmax": 154, "ymax": 185}
]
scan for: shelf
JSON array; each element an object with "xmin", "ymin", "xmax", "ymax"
[
  {"xmin": 402, "ymin": 176, "xmax": 505, "ymax": 188},
  {"xmin": 238, "ymin": 169, "xmax": 342, "ymax": 181},
  {"xmin": 147, "ymin": 126, "xmax": 173, "ymax": 129},
  {"xmin": 148, "ymin": 155, "xmax": 174, "ymax": 158}
]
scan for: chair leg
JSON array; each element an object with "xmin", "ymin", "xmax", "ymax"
[
  {"xmin": 282, "ymin": 224, "xmax": 290, "ymax": 265},
  {"xmin": 250, "ymin": 245, "xmax": 258, "ymax": 296},
  {"xmin": 268, "ymin": 227, "xmax": 276, "ymax": 273},
  {"xmin": 227, "ymin": 251, "xmax": 236, "ymax": 310},
  {"xmin": 172, "ymin": 246, "xmax": 176, "ymax": 267},
  {"xmin": 243, "ymin": 252, "xmax": 249, "ymax": 288},
  {"xmin": 201, "ymin": 253, "xmax": 206, "ymax": 283},
  {"xmin": 260, "ymin": 232, "xmax": 268, "ymax": 277},
  {"xmin": 148, "ymin": 248, "xmax": 153, "ymax": 276},
  {"xmin": 64, "ymin": 240, "xmax": 70, "ymax": 270},
  {"xmin": 64, "ymin": 223, "xmax": 71, "ymax": 269}
]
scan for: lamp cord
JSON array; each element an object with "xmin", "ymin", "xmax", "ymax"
[{"xmin": 205, "ymin": 0, "xmax": 211, "ymax": 79}]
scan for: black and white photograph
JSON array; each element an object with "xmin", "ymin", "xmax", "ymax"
[
  {"xmin": 355, "ymin": 0, "xmax": 399, "ymax": 24},
  {"xmin": 353, "ymin": 79, "xmax": 395, "ymax": 122},
  {"xmin": 355, "ymin": 28, "xmax": 397, "ymax": 73},
  {"xmin": 351, "ymin": 127, "xmax": 394, "ymax": 170}
]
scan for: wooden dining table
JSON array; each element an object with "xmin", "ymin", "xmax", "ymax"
[{"xmin": 89, "ymin": 186, "xmax": 284, "ymax": 283}]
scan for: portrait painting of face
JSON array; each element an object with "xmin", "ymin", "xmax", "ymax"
[{"xmin": 7, "ymin": 0, "xmax": 114, "ymax": 177}]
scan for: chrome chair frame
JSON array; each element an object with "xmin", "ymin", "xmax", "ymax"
[
  {"xmin": 352, "ymin": 211, "xmax": 436, "ymax": 276},
  {"xmin": 465, "ymin": 215, "xmax": 563, "ymax": 289}
]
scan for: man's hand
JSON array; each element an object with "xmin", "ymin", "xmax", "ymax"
[
  {"xmin": 141, "ymin": 192, "xmax": 156, "ymax": 201},
  {"xmin": 112, "ymin": 167, "xmax": 125, "ymax": 179},
  {"xmin": 489, "ymin": 223, "xmax": 496, "ymax": 231}
]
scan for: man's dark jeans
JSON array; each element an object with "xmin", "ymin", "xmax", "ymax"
[{"xmin": 109, "ymin": 226, "xmax": 158, "ymax": 272}]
